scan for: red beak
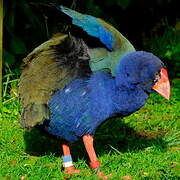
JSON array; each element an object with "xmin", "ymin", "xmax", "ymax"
[{"xmin": 153, "ymin": 68, "xmax": 170, "ymax": 100}]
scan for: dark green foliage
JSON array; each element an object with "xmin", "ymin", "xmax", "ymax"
[
  {"xmin": 105, "ymin": 0, "xmax": 130, "ymax": 9},
  {"xmin": 146, "ymin": 26, "xmax": 180, "ymax": 77},
  {"xmin": 4, "ymin": 0, "xmax": 45, "ymax": 70}
]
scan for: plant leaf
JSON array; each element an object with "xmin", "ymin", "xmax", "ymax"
[
  {"xmin": 10, "ymin": 37, "xmax": 27, "ymax": 55},
  {"xmin": 3, "ymin": 49, "xmax": 15, "ymax": 66}
]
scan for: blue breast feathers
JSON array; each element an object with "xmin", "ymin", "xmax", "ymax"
[
  {"xmin": 47, "ymin": 72, "xmax": 116, "ymax": 142},
  {"xmin": 46, "ymin": 71, "xmax": 149, "ymax": 142}
]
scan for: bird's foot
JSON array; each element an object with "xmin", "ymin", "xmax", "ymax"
[
  {"xmin": 97, "ymin": 170, "xmax": 112, "ymax": 180},
  {"xmin": 90, "ymin": 161, "xmax": 112, "ymax": 180},
  {"xmin": 93, "ymin": 168, "xmax": 112, "ymax": 180},
  {"xmin": 64, "ymin": 166, "xmax": 80, "ymax": 175}
]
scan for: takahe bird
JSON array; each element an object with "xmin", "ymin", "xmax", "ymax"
[{"xmin": 19, "ymin": 6, "xmax": 170, "ymax": 178}]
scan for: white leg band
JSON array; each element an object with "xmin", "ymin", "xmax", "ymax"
[{"xmin": 63, "ymin": 161, "xmax": 73, "ymax": 167}]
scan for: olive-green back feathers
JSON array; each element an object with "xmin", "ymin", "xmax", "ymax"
[{"xmin": 19, "ymin": 34, "xmax": 90, "ymax": 128}]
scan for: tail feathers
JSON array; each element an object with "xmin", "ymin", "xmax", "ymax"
[{"xmin": 20, "ymin": 104, "xmax": 50, "ymax": 128}]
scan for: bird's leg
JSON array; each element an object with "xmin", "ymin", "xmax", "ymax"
[
  {"xmin": 83, "ymin": 135, "xmax": 109, "ymax": 179},
  {"xmin": 82, "ymin": 135, "xmax": 100, "ymax": 169},
  {"xmin": 62, "ymin": 142, "xmax": 80, "ymax": 175}
]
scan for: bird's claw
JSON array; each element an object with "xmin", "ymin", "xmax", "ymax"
[
  {"xmin": 97, "ymin": 170, "xmax": 112, "ymax": 180},
  {"xmin": 94, "ymin": 168, "xmax": 112, "ymax": 180}
]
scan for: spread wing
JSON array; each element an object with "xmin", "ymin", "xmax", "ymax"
[
  {"xmin": 60, "ymin": 6, "xmax": 135, "ymax": 75},
  {"xmin": 19, "ymin": 33, "xmax": 90, "ymax": 128},
  {"xmin": 60, "ymin": 6, "xmax": 113, "ymax": 50}
]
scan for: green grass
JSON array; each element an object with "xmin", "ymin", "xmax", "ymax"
[{"xmin": 0, "ymin": 79, "xmax": 179, "ymax": 180}]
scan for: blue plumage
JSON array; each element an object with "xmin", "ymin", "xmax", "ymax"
[
  {"xmin": 47, "ymin": 73, "xmax": 115, "ymax": 142},
  {"xmin": 60, "ymin": 6, "xmax": 113, "ymax": 50},
  {"xmin": 46, "ymin": 51, "xmax": 164, "ymax": 142}
]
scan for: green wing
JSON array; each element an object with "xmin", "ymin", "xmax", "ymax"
[{"xmin": 60, "ymin": 6, "xmax": 136, "ymax": 76}]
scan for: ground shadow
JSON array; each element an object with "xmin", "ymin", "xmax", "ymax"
[
  {"xmin": 93, "ymin": 118, "xmax": 167, "ymax": 157},
  {"xmin": 23, "ymin": 117, "xmax": 167, "ymax": 162}
]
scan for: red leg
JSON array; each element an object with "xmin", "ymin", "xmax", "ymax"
[
  {"xmin": 82, "ymin": 135, "xmax": 100, "ymax": 168},
  {"xmin": 62, "ymin": 142, "xmax": 80, "ymax": 175},
  {"xmin": 82, "ymin": 135, "xmax": 110, "ymax": 179}
]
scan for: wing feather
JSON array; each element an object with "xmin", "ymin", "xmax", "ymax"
[{"xmin": 19, "ymin": 34, "xmax": 90, "ymax": 128}]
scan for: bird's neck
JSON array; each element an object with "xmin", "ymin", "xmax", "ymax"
[
  {"xmin": 112, "ymin": 83, "xmax": 149, "ymax": 116},
  {"xmin": 89, "ymin": 72, "xmax": 149, "ymax": 122}
]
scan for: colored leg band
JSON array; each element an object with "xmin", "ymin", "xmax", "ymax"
[
  {"xmin": 62, "ymin": 155, "xmax": 73, "ymax": 168},
  {"xmin": 89, "ymin": 160, "xmax": 100, "ymax": 169},
  {"xmin": 62, "ymin": 155, "xmax": 72, "ymax": 162}
]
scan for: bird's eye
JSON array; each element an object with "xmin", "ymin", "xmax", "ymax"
[{"xmin": 153, "ymin": 72, "xmax": 161, "ymax": 83}]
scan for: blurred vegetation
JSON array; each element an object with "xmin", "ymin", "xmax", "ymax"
[
  {"xmin": 0, "ymin": 0, "xmax": 2, "ymax": 101},
  {"xmin": 3, "ymin": 0, "xmax": 180, "ymax": 95}
]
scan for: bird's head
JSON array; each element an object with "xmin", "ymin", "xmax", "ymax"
[{"xmin": 115, "ymin": 51, "xmax": 170, "ymax": 99}]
